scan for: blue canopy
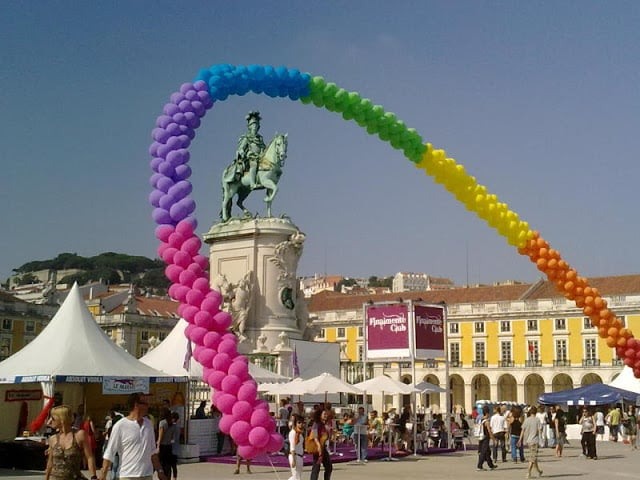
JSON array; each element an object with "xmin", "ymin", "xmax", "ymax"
[{"xmin": 538, "ymin": 383, "xmax": 640, "ymax": 406}]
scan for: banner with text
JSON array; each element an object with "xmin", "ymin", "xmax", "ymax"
[
  {"xmin": 102, "ymin": 377, "xmax": 150, "ymax": 395},
  {"xmin": 413, "ymin": 304, "xmax": 445, "ymax": 359},
  {"xmin": 365, "ymin": 303, "xmax": 410, "ymax": 359}
]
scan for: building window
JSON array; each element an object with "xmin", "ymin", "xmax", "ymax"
[
  {"xmin": 474, "ymin": 322, "xmax": 484, "ymax": 334},
  {"xmin": 583, "ymin": 317, "xmax": 595, "ymax": 330},
  {"xmin": 358, "ymin": 326, "xmax": 363, "ymax": 338},
  {"xmin": 501, "ymin": 341, "xmax": 512, "ymax": 363},
  {"xmin": 618, "ymin": 316, "xmax": 626, "ymax": 327},
  {"xmin": 555, "ymin": 318, "xmax": 566, "ymax": 330},
  {"xmin": 450, "ymin": 343, "xmax": 460, "ymax": 365},
  {"xmin": 475, "ymin": 342, "xmax": 485, "ymax": 362},
  {"xmin": 500, "ymin": 321, "xmax": 510, "ymax": 333},
  {"xmin": 528, "ymin": 340, "xmax": 540, "ymax": 362},
  {"xmin": 449, "ymin": 322, "xmax": 459, "ymax": 334},
  {"xmin": 0, "ymin": 337, "xmax": 10, "ymax": 360},
  {"xmin": 24, "ymin": 320, "xmax": 36, "ymax": 333},
  {"xmin": 337, "ymin": 327, "xmax": 346, "ymax": 339},
  {"xmin": 556, "ymin": 339, "xmax": 568, "ymax": 362},
  {"xmin": 585, "ymin": 338, "xmax": 597, "ymax": 361},
  {"xmin": 141, "ymin": 330, "xmax": 149, "ymax": 341},
  {"xmin": 139, "ymin": 346, "xmax": 148, "ymax": 356},
  {"xmin": 318, "ymin": 328, "xmax": 326, "ymax": 339},
  {"xmin": 159, "ymin": 332, "xmax": 166, "ymax": 341},
  {"xmin": 527, "ymin": 319, "xmax": 538, "ymax": 331},
  {"xmin": 1, "ymin": 319, "xmax": 12, "ymax": 331},
  {"xmin": 357, "ymin": 344, "xmax": 364, "ymax": 361}
]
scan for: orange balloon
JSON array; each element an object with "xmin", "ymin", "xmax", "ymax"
[
  {"xmin": 583, "ymin": 305, "xmax": 594, "ymax": 316},
  {"xmin": 558, "ymin": 260, "xmax": 568, "ymax": 270},
  {"xmin": 547, "ymin": 269, "xmax": 558, "ymax": 280},
  {"xmin": 608, "ymin": 327, "xmax": 619, "ymax": 337},
  {"xmin": 584, "ymin": 296, "xmax": 594, "ymax": 306},
  {"xmin": 599, "ymin": 318, "xmax": 611, "ymax": 328},
  {"xmin": 606, "ymin": 336, "xmax": 617, "ymax": 348},
  {"xmin": 564, "ymin": 281, "xmax": 575, "ymax": 292},
  {"xmin": 517, "ymin": 246, "xmax": 528, "ymax": 255},
  {"xmin": 591, "ymin": 287, "xmax": 600, "ymax": 297},
  {"xmin": 594, "ymin": 297, "xmax": 604, "ymax": 309},
  {"xmin": 599, "ymin": 308, "xmax": 611, "ymax": 319},
  {"xmin": 566, "ymin": 270, "xmax": 577, "ymax": 281},
  {"xmin": 583, "ymin": 286, "xmax": 593, "ymax": 296},
  {"xmin": 555, "ymin": 279, "xmax": 565, "ymax": 289},
  {"xmin": 539, "ymin": 247, "xmax": 549, "ymax": 258},
  {"xmin": 598, "ymin": 327, "xmax": 608, "ymax": 337},
  {"xmin": 536, "ymin": 237, "xmax": 548, "ymax": 248},
  {"xmin": 575, "ymin": 296, "xmax": 585, "ymax": 308},
  {"xmin": 536, "ymin": 258, "xmax": 547, "ymax": 270},
  {"xmin": 618, "ymin": 337, "xmax": 628, "ymax": 347}
]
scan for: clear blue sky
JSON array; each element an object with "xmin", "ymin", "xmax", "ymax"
[{"xmin": 1, "ymin": 1, "xmax": 639, "ymax": 286}]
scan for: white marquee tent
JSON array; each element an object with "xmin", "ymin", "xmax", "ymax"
[
  {"xmin": 0, "ymin": 283, "xmax": 184, "ymax": 440},
  {"xmin": 140, "ymin": 318, "xmax": 290, "ymax": 384},
  {"xmin": 609, "ymin": 366, "xmax": 640, "ymax": 395}
]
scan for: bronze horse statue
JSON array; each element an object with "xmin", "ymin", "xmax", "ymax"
[{"xmin": 220, "ymin": 133, "xmax": 288, "ymax": 222}]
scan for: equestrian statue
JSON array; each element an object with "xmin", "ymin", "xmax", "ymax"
[{"xmin": 220, "ymin": 111, "xmax": 288, "ymax": 222}]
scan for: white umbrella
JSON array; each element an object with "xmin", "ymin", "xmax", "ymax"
[
  {"xmin": 299, "ymin": 372, "xmax": 363, "ymax": 396},
  {"xmin": 260, "ymin": 377, "xmax": 308, "ymax": 395},
  {"xmin": 354, "ymin": 375, "xmax": 419, "ymax": 395},
  {"xmin": 414, "ymin": 381, "xmax": 446, "ymax": 393}
]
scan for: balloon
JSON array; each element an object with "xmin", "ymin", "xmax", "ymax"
[
  {"xmin": 231, "ymin": 400, "xmax": 253, "ymax": 421},
  {"xmin": 173, "ymin": 251, "xmax": 192, "ymax": 269},
  {"xmin": 201, "ymin": 294, "xmax": 222, "ymax": 314},
  {"xmin": 192, "ymin": 277, "xmax": 210, "ymax": 293},
  {"xmin": 248, "ymin": 427, "xmax": 270, "ymax": 449},
  {"xmin": 236, "ymin": 445, "xmax": 259, "ymax": 460},
  {"xmin": 155, "ymin": 224, "xmax": 174, "ymax": 242},
  {"xmin": 194, "ymin": 310, "xmax": 214, "ymax": 329},
  {"xmin": 206, "ymin": 370, "xmax": 226, "ymax": 390},
  {"xmin": 203, "ymin": 331, "xmax": 222, "ymax": 349},
  {"xmin": 178, "ymin": 269, "xmax": 197, "ymax": 288},
  {"xmin": 236, "ymin": 381, "xmax": 258, "ymax": 402},
  {"xmin": 230, "ymin": 421, "xmax": 252, "ymax": 445},
  {"xmin": 165, "ymin": 264, "xmax": 184, "ymax": 284},
  {"xmin": 218, "ymin": 339, "xmax": 237, "ymax": 357},
  {"xmin": 189, "ymin": 326, "xmax": 208, "ymax": 346},
  {"xmin": 215, "ymin": 393, "xmax": 237, "ymax": 415},
  {"xmin": 218, "ymin": 413, "xmax": 236, "ymax": 434},
  {"xmin": 198, "ymin": 347, "xmax": 216, "ymax": 368},
  {"xmin": 212, "ymin": 352, "xmax": 232, "ymax": 372},
  {"xmin": 168, "ymin": 232, "xmax": 185, "ymax": 249},
  {"xmin": 214, "ymin": 311, "xmax": 233, "ymax": 330},
  {"xmin": 186, "ymin": 288, "xmax": 205, "ymax": 307},
  {"xmin": 250, "ymin": 408, "xmax": 272, "ymax": 428},
  {"xmin": 152, "ymin": 208, "xmax": 173, "ymax": 225},
  {"xmin": 181, "ymin": 236, "xmax": 201, "ymax": 257},
  {"xmin": 181, "ymin": 305, "xmax": 199, "ymax": 323},
  {"xmin": 266, "ymin": 433, "xmax": 283, "ymax": 453},
  {"xmin": 228, "ymin": 362, "xmax": 250, "ymax": 383}
]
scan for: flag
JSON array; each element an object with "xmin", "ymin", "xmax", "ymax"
[
  {"xmin": 292, "ymin": 345, "xmax": 300, "ymax": 377},
  {"xmin": 183, "ymin": 338, "xmax": 193, "ymax": 371}
]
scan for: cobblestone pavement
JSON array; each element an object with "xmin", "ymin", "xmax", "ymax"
[{"xmin": 3, "ymin": 441, "xmax": 640, "ymax": 480}]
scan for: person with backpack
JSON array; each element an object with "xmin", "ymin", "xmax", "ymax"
[
  {"xmin": 554, "ymin": 406, "xmax": 567, "ymax": 457},
  {"xmin": 308, "ymin": 408, "xmax": 332, "ymax": 480}
]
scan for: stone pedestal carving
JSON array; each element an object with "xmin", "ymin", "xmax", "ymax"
[{"xmin": 203, "ymin": 217, "xmax": 307, "ymax": 353}]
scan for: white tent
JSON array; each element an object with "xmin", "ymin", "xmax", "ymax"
[
  {"xmin": 0, "ymin": 283, "xmax": 181, "ymax": 384},
  {"xmin": 140, "ymin": 318, "xmax": 290, "ymax": 384},
  {"xmin": 609, "ymin": 366, "xmax": 640, "ymax": 395},
  {"xmin": 354, "ymin": 375, "xmax": 419, "ymax": 395}
]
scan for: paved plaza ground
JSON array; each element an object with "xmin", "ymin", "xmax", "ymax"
[{"xmin": 3, "ymin": 441, "xmax": 640, "ymax": 480}]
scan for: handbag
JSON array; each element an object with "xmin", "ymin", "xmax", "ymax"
[{"xmin": 473, "ymin": 421, "xmax": 485, "ymax": 440}]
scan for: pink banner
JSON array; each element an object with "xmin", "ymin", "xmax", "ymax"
[
  {"xmin": 414, "ymin": 304, "xmax": 445, "ymax": 359},
  {"xmin": 365, "ymin": 303, "xmax": 410, "ymax": 359}
]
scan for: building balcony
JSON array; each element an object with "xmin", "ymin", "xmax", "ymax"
[
  {"xmin": 525, "ymin": 360, "xmax": 542, "ymax": 367},
  {"xmin": 498, "ymin": 361, "xmax": 514, "ymax": 368},
  {"xmin": 473, "ymin": 360, "xmax": 488, "ymax": 368},
  {"xmin": 612, "ymin": 358, "xmax": 624, "ymax": 366},
  {"xmin": 553, "ymin": 360, "xmax": 571, "ymax": 367},
  {"xmin": 422, "ymin": 359, "xmax": 438, "ymax": 369},
  {"xmin": 450, "ymin": 361, "xmax": 462, "ymax": 368},
  {"xmin": 582, "ymin": 359, "xmax": 601, "ymax": 367}
]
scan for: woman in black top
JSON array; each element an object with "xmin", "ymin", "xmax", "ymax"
[{"xmin": 509, "ymin": 407, "xmax": 525, "ymax": 462}]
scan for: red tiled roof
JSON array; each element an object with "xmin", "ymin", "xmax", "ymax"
[{"xmin": 111, "ymin": 295, "xmax": 179, "ymax": 317}]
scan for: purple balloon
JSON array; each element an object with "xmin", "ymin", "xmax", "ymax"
[
  {"xmin": 169, "ymin": 180, "xmax": 192, "ymax": 200},
  {"xmin": 179, "ymin": 99, "xmax": 194, "ymax": 113},
  {"xmin": 173, "ymin": 164, "xmax": 192, "ymax": 181},
  {"xmin": 152, "ymin": 208, "xmax": 173, "ymax": 225},
  {"xmin": 166, "ymin": 136, "xmax": 181, "ymax": 150},
  {"xmin": 159, "ymin": 193, "xmax": 176, "ymax": 211},
  {"xmin": 149, "ymin": 157, "xmax": 163, "ymax": 172},
  {"xmin": 163, "ymin": 103, "xmax": 180, "ymax": 116},
  {"xmin": 172, "ymin": 112, "xmax": 187, "ymax": 125},
  {"xmin": 194, "ymin": 80, "xmax": 208, "ymax": 91},
  {"xmin": 149, "ymin": 189, "xmax": 163, "ymax": 207},
  {"xmin": 158, "ymin": 161, "xmax": 176, "ymax": 178},
  {"xmin": 156, "ymin": 176, "xmax": 175, "ymax": 193},
  {"xmin": 180, "ymin": 83, "xmax": 194, "ymax": 94},
  {"xmin": 149, "ymin": 142, "xmax": 160, "ymax": 157},
  {"xmin": 192, "ymin": 101, "xmax": 206, "ymax": 117},
  {"xmin": 170, "ymin": 92, "xmax": 186, "ymax": 104},
  {"xmin": 152, "ymin": 127, "xmax": 169, "ymax": 143},
  {"xmin": 177, "ymin": 134, "xmax": 191, "ymax": 149},
  {"xmin": 166, "ymin": 122, "xmax": 181, "ymax": 136},
  {"xmin": 169, "ymin": 200, "xmax": 189, "ymax": 222},
  {"xmin": 156, "ymin": 114, "xmax": 173, "ymax": 128},
  {"xmin": 185, "ymin": 90, "xmax": 198, "ymax": 100}
]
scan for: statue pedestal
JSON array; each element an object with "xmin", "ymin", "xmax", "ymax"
[{"xmin": 203, "ymin": 217, "xmax": 305, "ymax": 353}]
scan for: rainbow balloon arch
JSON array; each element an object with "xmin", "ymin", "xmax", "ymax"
[{"xmin": 147, "ymin": 63, "xmax": 638, "ymax": 458}]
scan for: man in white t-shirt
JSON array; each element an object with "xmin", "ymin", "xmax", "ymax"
[
  {"xmin": 101, "ymin": 393, "xmax": 165, "ymax": 480},
  {"xmin": 490, "ymin": 405, "xmax": 507, "ymax": 463}
]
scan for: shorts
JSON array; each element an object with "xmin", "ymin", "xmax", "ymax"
[
  {"xmin": 557, "ymin": 432, "xmax": 567, "ymax": 445},
  {"xmin": 527, "ymin": 443, "xmax": 539, "ymax": 461},
  {"xmin": 596, "ymin": 426, "xmax": 604, "ymax": 435}
]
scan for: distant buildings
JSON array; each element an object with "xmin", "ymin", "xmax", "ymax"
[{"xmin": 392, "ymin": 272, "xmax": 454, "ymax": 292}]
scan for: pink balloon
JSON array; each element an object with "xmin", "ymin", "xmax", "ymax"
[
  {"xmin": 231, "ymin": 400, "xmax": 253, "ymax": 421},
  {"xmin": 175, "ymin": 219, "xmax": 195, "ymax": 237},
  {"xmin": 194, "ymin": 310, "xmax": 214, "ymax": 329},
  {"xmin": 216, "ymin": 393, "xmax": 237, "ymax": 415},
  {"xmin": 165, "ymin": 264, "xmax": 184, "ymax": 284},
  {"xmin": 155, "ymin": 224, "xmax": 175, "ymax": 242},
  {"xmin": 221, "ymin": 375, "xmax": 242, "ymax": 396},
  {"xmin": 168, "ymin": 284, "xmax": 189, "ymax": 303},
  {"xmin": 186, "ymin": 262, "xmax": 204, "ymax": 276},
  {"xmin": 237, "ymin": 445, "xmax": 259, "ymax": 460},
  {"xmin": 255, "ymin": 399, "xmax": 270, "ymax": 411},
  {"xmin": 266, "ymin": 433, "xmax": 284, "ymax": 453},
  {"xmin": 222, "ymin": 333, "xmax": 239, "ymax": 344},
  {"xmin": 184, "ymin": 324, "xmax": 196, "ymax": 338},
  {"xmin": 214, "ymin": 311, "xmax": 233, "ymax": 330},
  {"xmin": 201, "ymin": 295, "xmax": 221, "ymax": 314},
  {"xmin": 192, "ymin": 277, "xmax": 210, "ymax": 293},
  {"xmin": 230, "ymin": 420, "xmax": 252, "ymax": 445},
  {"xmin": 168, "ymin": 232, "xmax": 185, "ymax": 248},
  {"xmin": 157, "ymin": 242, "xmax": 170, "ymax": 258},
  {"xmin": 181, "ymin": 236, "xmax": 201, "ymax": 256},
  {"xmin": 198, "ymin": 347, "xmax": 216, "ymax": 368},
  {"xmin": 182, "ymin": 305, "xmax": 199, "ymax": 322},
  {"xmin": 193, "ymin": 254, "xmax": 209, "ymax": 270},
  {"xmin": 161, "ymin": 247, "xmax": 179, "ymax": 264},
  {"xmin": 228, "ymin": 361, "xmax": 250, "ymax": 382},
  {"xmin": 189, "ymin": 326, "xmax": 208, "ymax": 346},
  {"xmin": 203, "ymin": 331, "xmax": 222, "ymax": 349},
  {"xmin": 178, "ymin": 269, "xmax": 197, "ymax": 288},
  {"xmin": 219, "ymin": 413, "xmax": 236, "ymax": 434},
  {"xmin": 206, "ymin": 370, "xmax": 226, "ymax": 390},
  {"xmin": 212, "ymin": 352, "xmax": 231, "ymax": 372},
  {"xmin": 218, "ymin": 339, "xmax": 237, "ymax": 357},
  {"xmin": 186, "ymin": 289, "xmax": 205, "ymax": 307},
  {"xmin": 173, "ymin": 250, "xmax": 192, "ymax": 268},
  {"xmin": 250, "ymin": 409, "xmax": 272, "ymax": 428},
  {"xmin": 248, "ymin": 426, "xmax": 270, "ymax": 449},
  {"xmin": 236, "ymin": 381, "xmax": 258, "ymax": 402}
]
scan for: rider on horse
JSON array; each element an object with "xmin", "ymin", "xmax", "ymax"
[{"xmin": 234, "ymin": 111, "xmax": 266, "ymax": 189}]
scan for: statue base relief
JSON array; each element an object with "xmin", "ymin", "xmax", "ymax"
[{"xmin": 203, "ymin": 216, "xmax": 307, "ymax": 353}]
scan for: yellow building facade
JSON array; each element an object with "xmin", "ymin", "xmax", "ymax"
[{"xmin": 308, "ymin": 275, "xmax": 640, "ymax": 413}]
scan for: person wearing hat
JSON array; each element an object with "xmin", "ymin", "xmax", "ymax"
[{"xmin": 235, "ymin": 111, "xmax": 266, "ymax": 189}]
